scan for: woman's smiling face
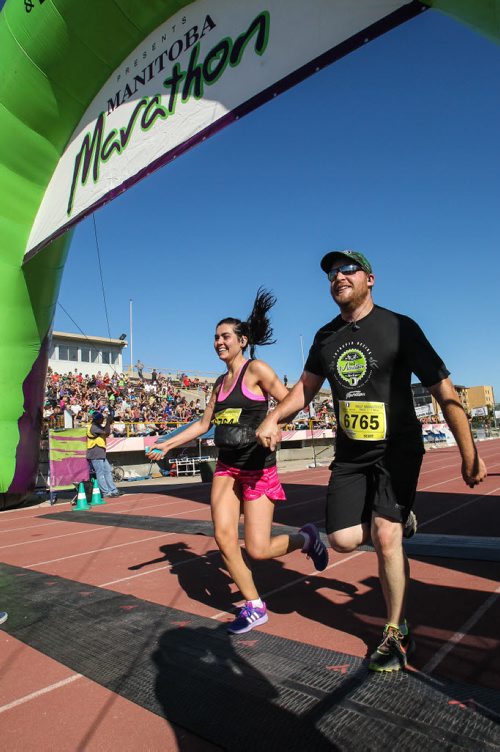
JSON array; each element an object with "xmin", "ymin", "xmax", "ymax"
[{"xmin": 214, "ymin": 324, "xmax": 247, "ymax": 362}]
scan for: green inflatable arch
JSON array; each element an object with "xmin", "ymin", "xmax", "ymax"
[{"xmin": 0, "ymin": 0, "xmax": 498, "ymax": 507}]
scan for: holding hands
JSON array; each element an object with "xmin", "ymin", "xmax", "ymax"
[{"xmin": 255, "ymin": 416, "xmax": 282, "ymax": 452}]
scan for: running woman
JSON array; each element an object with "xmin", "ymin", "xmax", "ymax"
[{"xmin": 147, "ymin": 289, "xmax": 328, "ymax": 634}]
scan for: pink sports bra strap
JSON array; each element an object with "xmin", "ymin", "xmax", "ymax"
[
  {"xmin": 241, "ymin": 374, "xmax": 266, "ymax": 402},
  {"xmin": 218, "ymin": 360, "xmax": 248, "ymax": 401}
]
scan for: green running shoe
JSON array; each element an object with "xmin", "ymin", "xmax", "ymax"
[
  {"xmin": 403, "ymin": 510, "xmax": 417, "ymax": 539},
  {"xmin": 369, "ymin": 624, "xmax": 415, "ymax": 672}
]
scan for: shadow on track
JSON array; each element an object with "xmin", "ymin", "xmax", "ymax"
[
  {"xmin": 129, "ymin": 540, "xmax": 360, "ymax": 636},
  {"xmin": 153, "ymin": 622, "xmax": 337, "ymax": 752}
]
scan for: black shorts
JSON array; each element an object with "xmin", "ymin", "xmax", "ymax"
[{"xmin": 326, "ymin": 447, "xmax": 424, "ymax": 534}]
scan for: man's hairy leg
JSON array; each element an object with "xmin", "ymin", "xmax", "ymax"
[{"xmin": 371, "ymin": 515, "xmax": 407, "ymax": 624}]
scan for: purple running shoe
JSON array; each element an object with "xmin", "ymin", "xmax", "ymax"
[
  {"xmin": 227, "ymin": 602, "xmax": 268, "ymax": 635},
  {"xmin": 300, "ymin": 523, "xmax": 328, "ymax": 571}
]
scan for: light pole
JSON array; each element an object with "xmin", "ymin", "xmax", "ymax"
[
  {"xmin": 129, "ymin": 299, "xmax": 134, "ymax": 373},
  {"xmin": 300, "ymin": 334, "xmax": 318, "ymax": 467}
]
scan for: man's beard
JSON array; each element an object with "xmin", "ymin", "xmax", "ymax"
[{"xmin": 332, "ymin": 285, "xmax": 370, "ymax": 312}]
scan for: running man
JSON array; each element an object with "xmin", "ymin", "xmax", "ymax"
[
  {"xmin": 256, "ymin": 250, "xmax": 486, "ymax": 671},
  {"xmin": 147, "ymin": 289, "xmax": 327, "ymax": 635}
]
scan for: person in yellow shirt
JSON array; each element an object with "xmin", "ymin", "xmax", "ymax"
[{"xmin": 86, "ymin": 409, "xmax": 122, "ymax": 498}]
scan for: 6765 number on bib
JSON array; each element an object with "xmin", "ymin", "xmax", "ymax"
[{"xmin": 339, "ymin": 401, "xmax": 386, "ymax": 441}]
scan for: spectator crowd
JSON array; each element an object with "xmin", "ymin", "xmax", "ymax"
[{"xmin": 43, "ymin": 368, "xmax": 210, "ymax": 437}]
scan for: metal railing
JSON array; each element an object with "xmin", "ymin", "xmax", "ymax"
[
  {"xmin": 107, "ymin": 420, "xmax": 190, "ymax": 438},
  {"xmin": 126, "ymin": 365, "xmax": 218, "ymax": 383}
]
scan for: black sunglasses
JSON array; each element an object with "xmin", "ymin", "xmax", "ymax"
[{"xmin": 327, "ymin": 263, "xmax": 363, "ymax": 281}]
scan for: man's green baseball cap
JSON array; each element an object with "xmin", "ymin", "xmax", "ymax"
[{"xmin": 320, "ymin": 249, "xmax": 373, "ymax": 275}]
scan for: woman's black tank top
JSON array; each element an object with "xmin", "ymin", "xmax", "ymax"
[{"xmin": 213, "ymin": 360, "xmax": 275, "ymax": 470}]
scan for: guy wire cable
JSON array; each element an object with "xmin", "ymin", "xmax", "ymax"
[
  {"xmin": 93, "ymin": 213, "xmax": 113, "ymax": 344},
  {"xmin": 56, "ymin": 301, "xmax": 122, "ymax": 379}
]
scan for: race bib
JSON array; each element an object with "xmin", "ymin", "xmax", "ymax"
[
  {"xmin": 339, "ymin": 401, "xmax": 386, "ymax": 441},
  {"xmin": 213, "ymin": 408, "xmax": 242, "ymax": 425}
]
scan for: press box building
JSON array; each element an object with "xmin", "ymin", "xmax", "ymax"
[{"xmin": 48, "ymin": 331, "xmax": 128, "ymax": 377}]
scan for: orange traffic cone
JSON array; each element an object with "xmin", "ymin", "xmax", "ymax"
[
  {"xmin": 90, "ymin": 478, "xmax": 106, "ymax": 506},
  {"xmin": 73, "ymin": 482, "xmax": 90, "ymax": 511}
]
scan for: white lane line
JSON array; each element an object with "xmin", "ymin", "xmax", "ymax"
[
  {"xmin": 282, "ymin": 456, "xmax": 500, "ymax": 493},
  {"xmin": 277, "ymin": 495, "xmax": 324, "ymax": 511},
  {"xmin": 99, "ymin": 547, "xmax": 224, "ymax": 588},
  {"xmin": 0, "ymin": 674, "xmax": 83, "ymax": 715},
  {"xmin": 101, "ymin": 497, "xmax": 207, "ymax": 515},
  {"xmin": 419, "ymin": 461, "xmax": 458, "ymax": 476},
  {"xmin": 419, "ymin": 462, "xmax": 500, "ymax": 491},
  {"xmin": 0, "ymin": 526, "xmax": 110, "ymax": 551},
  {"xmin": 25, "ymin": 532, "xmax": 176, "ymax": 567},
  {"xmin": 99, "ymin": 562, "xmax": 175, "ymax": 587},
  {"xmin": 420, "ymin": 475, "xmax": 482, "ymax": 491},
  {"xmin": 422, "ymin": 444, "xmax": 499, "ymax": 462},
  {"xmin": 418, "ymin": 484, "xmax": 500, "ymax": 528},
  {"xmin": 421, "ymin": 585, "xmax": 500, "ymax": 675},
  {"xmin": 22, "ymin": 506, "xmax": 213, "ymax": 567},
  {"xmin": 0, "ymin": 520, "xmax": 67, "ymax": 535},
  {"xmin": 210, "ymin": 550, "xmax": 367, "ymax": 620},
  {"xmin": 127, "ymin": 493, "xmax": 325, "ymax": 516}
]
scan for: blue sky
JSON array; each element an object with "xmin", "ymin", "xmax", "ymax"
[{"xmin": 55, "ymin": 9, "xmax": 500, "ymax": 397}]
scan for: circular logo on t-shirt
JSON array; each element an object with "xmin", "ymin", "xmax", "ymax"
[{"xmin": 330, "ymin": 342, "xmax": 374, "ymax": 388}]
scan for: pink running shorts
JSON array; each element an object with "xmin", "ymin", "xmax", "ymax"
[{"xmin": 214, "ymin": 461, "xmax": 286, "ymax": 502}]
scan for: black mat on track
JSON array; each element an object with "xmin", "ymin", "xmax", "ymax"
[
  {"xmin": 1, "ymin": 563, "xmax": 499, "ymax": 751},
  {"xmin": 40, "ymin": 511, "xmax": 500, "ymax": 561},
  {"xmin": 39, "ymin": 510, "xmax": 301, "ymax": 541},
  {"xmin": 403, "ymin": 534, "xmax": 500, "ymax": 562}
]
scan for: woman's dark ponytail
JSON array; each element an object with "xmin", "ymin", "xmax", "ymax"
[
  {"xmin": 216, "ymin": 287, "xmax": 276, "ymax": 358},
  {"xmin": 245, "ymin": 287, "xmax": 276, "ymax": 357}
]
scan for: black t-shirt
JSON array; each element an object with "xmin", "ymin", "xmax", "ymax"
[{"xmin": 304, "ymin": 305, "xmax": 449, "ymax": 461}]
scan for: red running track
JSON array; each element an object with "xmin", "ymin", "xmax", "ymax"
[{"xmin": 0, "ymin": 438, "xmax": 499, "ymax": 750}]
